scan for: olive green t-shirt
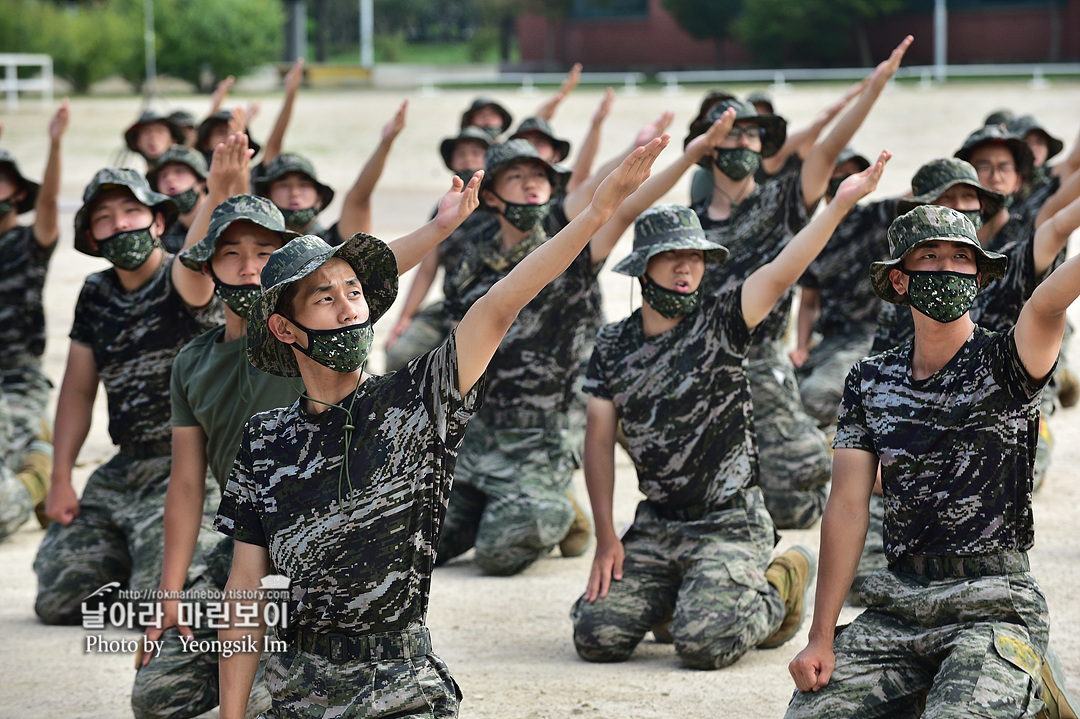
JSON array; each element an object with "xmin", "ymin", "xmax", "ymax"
[{"xmin": 170, "ymin": 324, "xmax": 301, "ymax": 489}]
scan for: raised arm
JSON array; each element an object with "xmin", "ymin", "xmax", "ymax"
[
  {"xmin": 45, "ymin": 342, "xmax": 98, "ymax": 526},
  {"xmin": 1034, "ymin": 165, "xmax": 1080, "ymax": 229},
  {"xmin": 32, "ymin": 99, "xmax": 68, "ymax": 248},
  {"xmin": 801, "ymin": 36, "xmax": 911, "ymax": 211},
  {"xmin": 262, "ymin": 57, "xmax": 304, "ymax": 166},
  {"xmin": 172, "ymin": 133, "xmax": 253, "ymax": 307},
  {"xmin": 1051, "ymin": 124, "xmax": 1080, "ymax": 179},
  {"xmin": 566, "ymin": 87, "xmax": 615, "ymax": 194},
  {"xmin": 791, "ymin": 287, "xmax": 821, "ymax": 368},
  {"xmin": 218, "ymin": 540, "xmax": 272, "ymax": 719},
  {"xmin": 455, "ymin": 136, "xmax": 669, "ymax": 395},
  {"xmin": 1015, "ymin": 243, "xmax": 1080, "ymax": 382},
  {"xmin": 789, "ymin": 446, "xmax": 879, "ymax": 692},
  {"xmin": 583, "ymin": 396, "xmax": 622, "ymax": 602},
  {"xmin": 385, "ymin": 172, "xmax": 481, "ymax": 275},
  {"xmin": 535, "ymin": 62, "xmax": 582, "ymax": 122},
  {"xmin": 338, "ymin": 100, "xmax": 408, "ymax": 239},
  {"xmin": 1032, "ymin": 191, "xmax": 1080, "ymax": 276},
  {"xmin": 562, "ymin": 110, "xmax": 675, "ymax": 221},
  {"xmin": 588, "ymin": 110, "xmax": 736, "ymax": 264},
  {"xmin": 208, "ymin": 76, "xmax": 235, "ymax": 116},
  {"xmin": 387, "ymin": 250, "xmax": 441, "ymax": 351},
  {"xmin": 762, "ymin": 78, "xmax": 868, "ymax": 176},
  {"xmin": 744, "ymin": 151, "xmax": 890, "ymax": 329}
]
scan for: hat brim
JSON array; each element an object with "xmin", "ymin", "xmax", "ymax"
[
  {"xmin": 896, "ymin": 181, "xmax": 1005, "ymax": 218},
  {"xmin": 480, "ymin": 155, "xmax": 571, "ymax": 197},
  {"xmin": 124, "ymin": 118, "xmax": 185, "ymax": 155},
  {"xmin": 179, "ymin": 219, "xmax": 300, "ymax": 272},
  {"xmin": 955, "ymin": 136, "xmax": 1035, "ymax": 180},
  {"xmin": 0, "ymin": 160, "xmax": 41, "ymax": 214},
  {"xmin": 612, "ymin": 235, "xmax": 729, "ymax": 277},
  {"xmin": 869, "ymin": 236, "xmax": 1008, "ymax": 306},
  {"xmin": 247, "ymin": 232, "xmax": 398, "ymax": 377}
]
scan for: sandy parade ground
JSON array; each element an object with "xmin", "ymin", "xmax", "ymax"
[{"xmin": 0, "ymin": 73, "xmax": 1078, "ymax": 717}]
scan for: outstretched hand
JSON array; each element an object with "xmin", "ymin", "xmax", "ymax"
[
  {"xmin": 434, "ymin": 170, "xmax": 483, "ymax": 233},
  {"xmin": 227, "ymin": 106, "xmax": 247, "ymax": 136},
  {"xmin": 591, "ymin": 135, "xmax": 670, "ymax": 217},
  {"xmin": 208, "ymin": 133, "xmax": 253, "ymax": 196},
  {"xmin": 382, "ymin": 100, "xmax": 408, "ymax": 143},
  {"xmin": 635, "ymin": 111, "xmax": 674, "ymax": 147},
  {"xmin": 816, "ymin": 77, "xmax": 869, "ymax": 126},
  {"xmin": 585, "ymin": 536, "xmax": 624, "ymax": 602},
  {"xmin": 537, "ymin": 62, "xmax": 583, "ymax": 121},
  {"xmin": 49, "ymin": 98, "xmax": 70, "ymax": 143},
  {"xmin": 832, "ymin": 149, "xmax": 892, "ymax": 210},
  {"xmin": 284, "ymin": 57, "xmax": 305, "ymax": 95},
  {"xmin": 593, "ymin": 87, "xmax": 615, "ymax": 124},
  {"xmin": 871, "ymin": 35, "xmax": 913, "ymax": 88},
  {"xmin": 210, "ymin": 75, "xmax": 235, "ymax": 114},
  {"xmin": 686, "ymin": 108, "xmax": 736, "ymax": 162}
]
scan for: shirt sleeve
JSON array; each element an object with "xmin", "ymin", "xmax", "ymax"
[
  {"xmin": 833, "ymin": 361, "xmax": 875, "ymax": 453},
  {"xmin": 707, "ymin": 284, "xmax": 753, "ymax": 356},
  {"xmin": 169, "ymin": 347, "xmax": 198, "ymax": 427},
  {"xmin": 412, "ymin": 326, "xmax": 485, "ymax": 449},
  {"xmin": 994, "ymin": 327, "xmax": 1055, "ymax": 402},
  {"xmin": 212, "ymin": 420, "xmax": 268, "ymax": 547},
  {"xmin": 68, "ymin": 279, "xmax": 97, "ymax": 347},
  {"xmin": 779, "ymin": 158, "xmax": 816, "ymax": 235},
  {"xmin": 582, "ymin": 330, "xmax": 613, "ymax": 400}
]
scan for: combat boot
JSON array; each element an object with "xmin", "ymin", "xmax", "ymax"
[
  {"xmin": 559, "ymin": 490, "xmax": 592, "ymax": 557},
  {"xmin": 759, "ymin": 545, "xmax": 816, "ymax": 649},
  {"xmin": 17, "ymin": 428, "xmax": 52, "ymax": 528}
]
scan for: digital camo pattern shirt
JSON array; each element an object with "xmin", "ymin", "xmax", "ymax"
[
  {"xmin": 693, "ymin": 160, "xmax": 813, "ymax": 351},
  {"xmin": 445, "ymin": 223, "xmax": 600, "ymax": 416},
  {"xmin": 584, "ymin": 286, "xmax": 756, "ymax": 510},
  {"xmin": 434, "ymin": 206, "xmax": 497, "ymax": 299},
  {"xmin": 0, "ymin": 225, "xmax": 54, "ymax": 368},
  {"xmin": 214, "ymin": 330, "xmax": 483, "ymax": 634},
  {"xmin": 835, "ymin": 327, "xmax": 1048, "ymax": 561},
  {"xmin": 160, "ymin": 220, "xmax": 187, "ymax": 254},
  {"xmin": 69, "ymin": 255, "xmax": 221, "ymax": 447},
  {"xmin": 800, "ymin": 199, "xmax": 896, "ymax": 338}
]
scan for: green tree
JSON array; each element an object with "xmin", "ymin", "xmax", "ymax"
[
  {"xmin": 661, "ymin": 0, "xmax": 744, "ymax": 42},
  {"xmin": 734, "ymin": 0, "xmax": 907, "ymax": 66}
]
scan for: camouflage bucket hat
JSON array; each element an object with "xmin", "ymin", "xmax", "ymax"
[
  {"xmin": 954, "ymin": 124, "xmax": 1034, "ymax": 180},
  {"xmin": 509, "ymin": 116, "xmax": 572, "ymax": 162},
  {"xmin": 746, "ymin": 91, "xmax": 775, "ymax": 115},
  {"xmin": 612, "ymin": 204, "xmax": 728, "ymax": 277},
  {"xmin": 697, "ymin": 98, "xmax": 787, "ymax": 167},
  {"xmin": 247, "ymin": 232, "xmax": 398, "ymax": 377},
  {"xmin": 983, "ymin": 109, "xmax": 1014, "ymax": 127},
  {"xmin": 0, "ymin": 150, "xmax": 41, "ymax": 214},
  {"xmin": 255, "ymin": 153, "xmax": 336, "ymax": 209},
  {"xmin": 124, "ymin": 110, "xmax": 184, "ymax": 153},
  {"xmin": 197, "ymin": 109, "xmax": 262, "ymax": 157},
  {"xmin": 1006, "ymin": 115, "xmax": 1064, "ymax": 162},
  {"xmin": 168, "ymin": 109, "xmax": 197, "ymax": 130},
  {"xmin": 683, "ymin": 89, "xmax": 738, "ymax": 150},
  {"xmin": 836, "ymin": 146, "xmax": 871, "ymax": 173},
  {"xmin": 145, "ymin": 145, "xmax": 209, "ymax": 191},
  {"xmin": 74, "ymin": 168, "xmax": 179, "ymax": 257},
  {"xmin": 480, "ymin": 139, "xmax": 571, "ymax": 196},
  {"xmin": 439, "ymin": 126, "xmax": 493, "ymax": 172},
  {"xmin": 896, "ymin": 157, "xmax": 1005, "ymax": 217},
  {"xmin": 870, "ymin": 205, "xmax": 1007, "ymax": 306},
  {"xmin": 460, "ymin": 96, "xmax": 513, "ymax": 134},
  {"xmin": 179, "ymin": 194, "xmax": 299, "ymax": 272}
]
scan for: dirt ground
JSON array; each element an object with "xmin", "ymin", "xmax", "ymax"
[{"xmin": 0, "ymin": 77, "xmax": 1078, "ymax": 718}]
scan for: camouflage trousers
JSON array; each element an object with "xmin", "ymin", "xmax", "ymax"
[
  {"xmin": 0, "ymin": 363, "xmax": 52, "ymax": 541},
  {"xmin": 33, "ymin": 453, "xmax": 219, "ymax": 625},
  {"xmin": 784, "ymin": 568, "xmax": 1049, "ymax": 719},
  {"xmin": 384, "ymin": 301, "xmax": 452, "ymax": 373},
  {"xmin": 437, "ymin": 412, "xmax": 576, "ymax": 576},
  {"xmin": 797, "ymin": 331, "xmax": 874, "ymax": 430},
  {"xmin": 260, "ymin": 640, "xmax": 460, "ymax": 718},
  {"xmin": 131, "ymin": 536, "xmax": 271, "ymax": 719},
  {"xmin": 750, "ymin": 342, "xmax": 831, "ymax": 529},
  {"xmin": 570, "ymin": 487, "xmax": 785, "ymax": 670}
]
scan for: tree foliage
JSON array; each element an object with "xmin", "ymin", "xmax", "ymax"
[{"xmin": 660, "ymin": 0, "xmax": 744, "ymax": 42}]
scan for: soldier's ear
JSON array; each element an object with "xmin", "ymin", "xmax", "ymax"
[
  {"xmin": 889, "ymin": 267, "xmax": 907, "ymax": 296},
  {"xmin": 268, "ymin": 313, "xmax": 297, "ymax": 345}
]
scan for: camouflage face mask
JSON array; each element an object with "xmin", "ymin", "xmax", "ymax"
[
  {"xmin": 281, "ymin": 206, "xmax": 319, "ymax": 231},
  {"xmin": 713, "ymin": 148, "xmax": 760, "ymax": 181},
  {"xmin": 211, "ymin": 272, "xmax": 261, "ymax": 318},
  {"xmin": 170, "ymin": 187, "xmax": 200, "ymax": 214},
  {"xmin": 0, "ymin": 196, "xmax": 15, "ymax": 218},
  {"xmin": 287, "ymin": 316, "xmax": 374, "ymax": 373},
  {"xmin": 640, "ymin": 275, "xmax": 701, "ymax": 319},
  {"xmin": 959, "ymin": 209, "xmax": 983, "ymax": 231},
  {"xmin": 98, "ymin": 226, "xmax": 158, "ymax": 271},
  {"xmin": 901, "ymin": 269, "xmax": 979, "ymax": 323},
  {"xmin": 494, "ymin": 194, "xmax": 552, "ymax": 232}
]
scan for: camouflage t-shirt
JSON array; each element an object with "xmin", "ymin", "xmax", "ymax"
[
  {"xmin": 693, "ymin": 159, "xmax": 814, "ymax": 349},
  {"xmin": 800, "ymin": 199, "xmax": 896, "ymax": 338},
  {"xmin": 834, "ymin": 327, "xmax": 1048, "ymax": 561},
  {"xmin": 69, "ymin": 255, "xmax": 221, "ymax": 447},
  {"xmin": 444, "ymin": 223, "xmax": 600, "ymax": 416},
  {"xmin": 584, "ymin": 285, "xmax": 756, "ymax": 509},
  {"xmin": 433, "ymin": 207, "xmax": 497, "ymax": 299},
  {"xmin": 213, "ymin": 330, "xmax": 483, "ymax": 634},
  {"xmin": 170, "ymin": 325, "xmax": 302, "ymax": 490},
  {"xmin": 0, "ymin": 225, "xmax": 54, "ymax": 368}
]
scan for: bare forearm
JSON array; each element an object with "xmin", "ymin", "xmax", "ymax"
[
  {"xmin": 388, "ymin": 221, "xmax": 450, "ymax": 275},
  {"xmin": 1035, "ymin": 166, "xmax": 1080, "ymax": 228},
  {"xmin": 34, "ymin": 138, "xmax": 62, "ymax": 246},
  {"xmin": 263, "ymin": 94, "xmax": 297, "ymax": 165},
  {"xmin": 52, "ymin": 388, "xmax": 94, "ymax": 482},
  {"xmin": 218, "ymin": 612, "xmax": 266, "ymax": 719},
  {"xmin": 160, "ymin": 450, "xmax": 209, "ymax": 591},
  {"xmin": 396, "ymin": 251, "xmax": 440, "ymax": 322},
  {"xmin": 796, "ymin": 288, "xmax": 821, "ymax": 351},
  {"xmin": 806, "ymin": 496, "xmax": 868, "ymax": 644}
]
